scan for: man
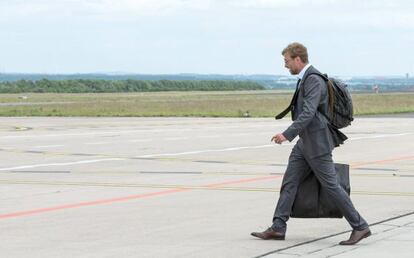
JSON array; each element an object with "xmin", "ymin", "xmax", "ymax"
[{"xmin": 251, "ymin": 42, "xmax": 370, "ymax": 245}]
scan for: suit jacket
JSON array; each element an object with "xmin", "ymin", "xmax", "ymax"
[{"xmin": 282, "ymin": 65, "xmax": 336, "ymax": 158}]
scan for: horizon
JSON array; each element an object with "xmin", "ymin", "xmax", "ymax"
[{"xmin": 0, "ymin": 72, "xmax": 412, "ymax": 79}]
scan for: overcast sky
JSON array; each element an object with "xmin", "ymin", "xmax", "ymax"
[{"xmin": 1, "ymin": 0, "xmax": 413, "ymax": 76}]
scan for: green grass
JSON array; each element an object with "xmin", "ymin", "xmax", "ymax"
[{"xmin": 0, "ymin": 91, "xmax": 413, "ymax": 117}]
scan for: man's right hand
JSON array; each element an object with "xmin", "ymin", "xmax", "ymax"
[{"xmin": 271, "ymin": 133, "xmax": 287, "ymax": 144}]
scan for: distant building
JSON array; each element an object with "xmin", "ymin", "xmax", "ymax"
[
  {"xmin": 373, "ymin": 85, "xmax": 379, "ymax": 94},
  {"xmin": 406, "ymin": 73, "xmax": 409, "ymax": 79}
]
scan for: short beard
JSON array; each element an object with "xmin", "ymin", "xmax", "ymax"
[{"xmin": 289, "ymin": 69, "xmax": 299, "ymax": 75}]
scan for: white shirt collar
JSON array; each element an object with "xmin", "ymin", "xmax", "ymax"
[{"xmin": 297, "ymin": 63, "xmax": 311, "ymax": 80}]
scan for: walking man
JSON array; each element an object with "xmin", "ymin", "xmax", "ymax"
[{"xmin": 251, "ymin": 42, "xmax": 370, "ymax": 245}]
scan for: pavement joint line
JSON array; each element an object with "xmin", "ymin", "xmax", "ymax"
[
  {"xmin": 380, "ymin": 223, "xmax": 402, "ymax": 228},
  {"xmin": 383, "ymin": 239, "xmax": 414, "ymax": 242},
  {"xmin": 324, "ymin": 247, "xmax": 360, "ymax": 258},
  {"xmin": 275, "ymin": 252, "xmax": 300, "ymax": 257},
  {"xmin": 1, "ymin": 146, "xmax": 413, "ymax": 176},
  {"xmin": 0, "ymin": 180, "xmax": 413, "ymax": 196},
  {"xmin": 253, "ymin": 211, "xmax": 414, "ymax": 258},
  {"xmin": 305, "ymin": 243, "xmax": 337, "ymax": 255},
  {"xmin": 378, "ymin": 226, "xmax": 403, "ymax": 234},
  {"xmin": 10, "ymin": 170, "xmax": 71, "ymax": 174}
]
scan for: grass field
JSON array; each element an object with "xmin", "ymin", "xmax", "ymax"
[{"xmin": 0, "ymin": 91, "xmax": 413, "ymax": 117}]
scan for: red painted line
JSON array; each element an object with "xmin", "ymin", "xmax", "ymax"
[
  {"xmin": 0, "ymin": 188, "xmax": 186, "ymax": 220},
  {"xmin": 0, "ymin": 175, "xmax": 281, "ymax": 220},
  {"xmin": 351, "ymin": 155, "xmax": 414, "ymax": 168},
  {"xmin": 204, "ymin": 175, "xmax": 280, "ymax": 188}
]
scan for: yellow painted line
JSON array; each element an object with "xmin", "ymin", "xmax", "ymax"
[
  {"xmin": 60, "ymin": 170, "xmax": 414, "ymax": 178},
  {"xmin": 0, "ymin": 179, "xmax": 274, "ymax": 192},
  {"xmin": 352, "ymin": 174, "xmax": 403, "ymax": 178},
  {"xmin": 181, "ymin": 171, "xmax": 410, "ymax": 178},
  {"xmin": 352, "ymin": 190, "xmax": 414, "ymax": 197},
  {"xmin": 0, "ymin": 180, "xmax": 413, "ymax": 197}
]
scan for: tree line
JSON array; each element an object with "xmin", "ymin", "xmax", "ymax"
[{"xmin": 0, "ymin": 79, "xmax": 265, "ymax": 93}]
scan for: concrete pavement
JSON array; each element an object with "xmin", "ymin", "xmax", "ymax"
[{"xmin": 0, "ymin": 116, "xmax": 413, "ymax": 257}]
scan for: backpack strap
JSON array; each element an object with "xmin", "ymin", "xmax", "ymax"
[
  {"xmin": 275, "ymin": 79, "xmax": 301, "ymax": 120},
  {"xmin": 275, "ymin": 105, "xmax": 291, "ymax": 120},
  {"xmin": 305, "ymin": 72, "xmax": 335, "ymax": 119}
]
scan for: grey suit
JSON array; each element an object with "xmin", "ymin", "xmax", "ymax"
[{"xmin": 272, "ymin": 65, "xmax": 368, "ymax": 233}]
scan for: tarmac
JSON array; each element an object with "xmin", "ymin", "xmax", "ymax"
[{"xmin": 0, "ymin": 116, "xmax": 413, "ymax": 257}]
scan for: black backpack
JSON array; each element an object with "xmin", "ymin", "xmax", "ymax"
[{"xmin": 308, "ymin": 73, "xmax": 354, "ymax": 129}]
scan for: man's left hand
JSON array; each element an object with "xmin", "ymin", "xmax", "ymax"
[{"xmin": 271, "ymin": 133, "xmax": 287, "ymax": 144}]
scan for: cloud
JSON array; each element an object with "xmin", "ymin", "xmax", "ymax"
[
  {"xmin": 224, "ymin": 0, "xmax": 305, "ymax": 8},
  {"xmin": 1, "ymin": 0, "xmax": 413, "ymax": 74},
  {"xmin": 2, "ymin": 0, "xmax": 413, "ymax": 27},
  {"xmin": 79, "ymin": 0, "xmax": 212, "ymax": 14},
  {"xmin": 0, "ymin": 0, "xmax": 213, "ymax": 18},
  {"xmin": 1, "ymin": 0, "xmax": 412, "ymax": 31},
  {"xmin": 225, "ymin": 0, "xmax": 413, "ymax": 9}
]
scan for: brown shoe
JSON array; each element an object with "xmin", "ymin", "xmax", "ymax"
[
  {"xmin": 339, "ymin": 228, "xmax": 371, "ymax": 245},
  {"xmin": 251, "ymin": 228, "xmax": 285, "ymax": 240}
]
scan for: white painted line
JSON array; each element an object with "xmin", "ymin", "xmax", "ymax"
[
  {"xmin": 0, "ymin": 158, "xmax": 126, "ymax": 171},
  {"xmin": 136, "ymin": 144, "xmax": 275, "ymax": 158},
  {"xmin": 349, "ymin": 133, "xmax": 413, "ymax": 141},
  {"xmin": 0, "ymin": 132, "xmax": 411, "ymax": 171},
  {"xmin": 129, "ymin": 139, "xmax": 153, "ymax": 143},
  {"xmin": 165, "ymin": 137, "xmax": 189, "ymax": 141},
  {"xmin": 85, "ymin": 142, "xmax": 111, "ymax": 145},
  {"xmin": 257, "ymin": 132, "xmax": 276, "ymax": 135},
  {"xmin": 197, "ymin": 135, "xmax": 221, "ymax": 138},
  {"xmin": 33, "ymin": 145, "xmax": 65, "ymax": 148},
  {"xmin": 246, "ymin": 124, "xmax": 288, "ymax": 128},
  {"xmin": 203, "ymin": 126, "xmax": 240, "ymax": 130},
  {"xmin": 231, "ymin": 133, "xmax": 250, "ymax": 136},
  {"xmin": 133, "ymin": 132, "xmax": 412, "ymax": 159}
]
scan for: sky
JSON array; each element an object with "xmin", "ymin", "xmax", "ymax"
[{"xmin": 1, "ymin": 0, "xmax": 413, "ymax": 76}]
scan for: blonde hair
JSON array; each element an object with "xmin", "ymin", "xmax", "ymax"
[{"xmin": 282, "ymin": 42, "xmax": 309, "ymax": 63}]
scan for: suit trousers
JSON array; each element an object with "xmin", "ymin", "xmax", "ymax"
[{"xmin": 272, "ymin": 143, "xmax": 368, "ymax": 234}]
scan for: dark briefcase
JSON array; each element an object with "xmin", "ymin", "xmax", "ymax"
[{"xmin": 290, "ymin": 163, "xmax": 350, "ymax": 218}]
